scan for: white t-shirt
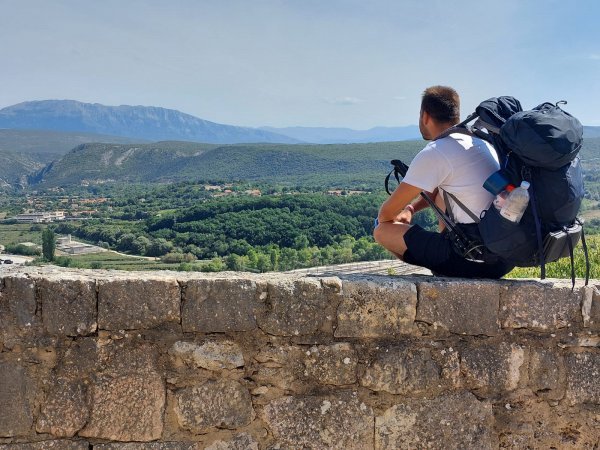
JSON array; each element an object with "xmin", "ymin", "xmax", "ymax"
[{"xmin": 402, "ymin": 133, "xmax": 499, "ymax": 224}]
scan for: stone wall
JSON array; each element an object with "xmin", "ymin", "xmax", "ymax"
[{"xmin": 0, "ymin": 267, "xmax": 599, "ymax": 449}]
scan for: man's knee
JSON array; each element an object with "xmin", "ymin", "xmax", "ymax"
[
  {"xmin": 373, "ymin": 221, "xmax": 409, "ymax": 256},
  {"xmin": 373, "ymin": 224, "xmax": 384, "ymax": 244}
]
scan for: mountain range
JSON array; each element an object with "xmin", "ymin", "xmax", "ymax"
[
  {"xmin": 0, "ymin": 99, "xmax": 599, "ymax": 189},
  {"xmin": 1, "ymin": 99, "xmax": 599, "ymax": 146},
  {"xmin": 0, "ymin": 100, "xmax": 299, "ymax": 145}
]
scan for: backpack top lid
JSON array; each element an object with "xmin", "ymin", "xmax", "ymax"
[
  {"xmin": 475, "ymin": 96, "xmax": 523, "ymax": 128},
  {"xmin": 500, "ymin": 102, "xmax": 583, "ymax": 170}
]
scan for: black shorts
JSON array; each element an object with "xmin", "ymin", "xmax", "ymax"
[{"xmin": 402, "ymin": 224, "xmax": 513, "ymax": 279}]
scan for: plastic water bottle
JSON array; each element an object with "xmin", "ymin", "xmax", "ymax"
[
  {"xmin": 493, "ymin": 184, "xmax": 515, "ymax": 211},
  {"xmin": 500, "ymin": 181, "xmax": 530, "ymax": 223}
]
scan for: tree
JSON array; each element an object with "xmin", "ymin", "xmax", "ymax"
[{"xmin": 42, "ymin": 227, "xmax": 56, "ymax": 262}]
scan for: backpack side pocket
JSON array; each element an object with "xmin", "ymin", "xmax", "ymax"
[{"xmin": 478, "ymin": 206, "xmax": 538, "ymax": 266}]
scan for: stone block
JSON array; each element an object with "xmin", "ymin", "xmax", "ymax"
[
  {"xmin": 79, "ymin": 373, "xmax": 165, "ymax": 441},
  {"xmin": 0, "ymin": 442, "xmax": 90, "ymax": 450},
  {"xmin": 262, "ymin": 391, "xmax": 374, "ymax": 449},
  {"xmin": 500, "ymin": 281, "xmax": 582, "ymax": 330},
  {"xmin": 0, "ymin": 276, "xmax": 37, "ymax": 343},
  {"xmin": 174, "ymin": 379, "xmax": 254, "ymax": 433},
  {"xmin": 494, "ymin": 394, "xmax": 600, "ymax": 449},
  {"xmin": 335, "ymin": 279, "xmax": 417, "ymax": 338},
  {"xmin": 38, "ymin": 277, "xmax": 97, "ymax": 336},
  {"xmin": 36, "ymin": 376, "xmax": 88, "ymax": 437},
  {"xmin": 416, "ymin": 280, "xmax": 500, "ymax": 336},
  {"xmin": 205, "ymin": 433, "xmax": 260, "ymax": 450},
  {"xmin": 0, "ymin": 361, "xmax": 33, "ymax": 437},
  {"xmin": 171, "ymin": 339, "xmax": 244, "ymax": 370},
  {"xmin": 375, "ymin": 392, "xmax": 496, "ymax": 449},
  {"xmin": 253, "ymin": 344, "xmax": 306, "ymax": 390},
  {"xmin": 182, "ymin": 278, "xmax": 260, "ymax": 332},
  {"xmin": 98, "ymin": 277, "xmax": 180, "ymax": 330},
  {"xmin": 582, "ymin": 285, "xmax": 600, "ymax": 330},
  {"xmin": 565, "ymin": 351, "xmax": 600, "ymax": 405},
  {"xmin": 95, "ymin": 444, "xmax": 198, "ymax": 450},
  {"xmin": 257, "ymin": 278, "xmax": 334, "ymax": 336},
  {"xmin": 528, "ymin": 348, "xmax": 565, "ymax": 400},
  {"xmin": 361, "ymin": 345, "xmax": 442, "ymax": 395},
  {"xmin": 79, "ymin": 341, "xmax": 165, "ymax": 441},
  {"xmin": 460, "ymin": 342, "xmax": 526, "ymax": 396},
  {"xmin": 304, "ymin": 343, "xmax": 357, "ymax": 385}
]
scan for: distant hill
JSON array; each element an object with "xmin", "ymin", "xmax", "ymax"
[
  {"xmin": 263, "ymin": 125, "xmax": 600, "ymax": 144},
  {"xmin": 0, "ymin": 100, "xmax": 300, "ymax": 144},
  {"xmin": 584, "ymin": 126, "xmax": 600, "ymax": 138},
  {"xmin": 27, "ymin": 140, "xmax": 425, "ymax": 187},
  {"xmin": 0, "ymin": 136, "xmax": 595, "ymax": 189},
  {"xmin": 259, "ymin": 126, "xmax": 421, "ymax": 144},
  {"xmin": 0, "ymin": 150, "xmax": 46, "ymax": 188},
  {"xmin": 0, "ymin": 128, "xmax": 148, "ymax": 156}
]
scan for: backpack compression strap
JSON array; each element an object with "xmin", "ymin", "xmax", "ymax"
[
  {"xmin": 442, "ymin": 190, "xmax": 480, "ymax": 224},
  {"xmin": 576, "ymin": 218, "xmax": 590, "ymax": 286}
]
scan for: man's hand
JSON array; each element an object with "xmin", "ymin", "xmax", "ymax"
[{"xmin": 394, "ymin": 209, "xmax": 413, "ymax": 224}]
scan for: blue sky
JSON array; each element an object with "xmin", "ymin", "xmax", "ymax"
[{"xmin": 1, "ymin": 0, "xmax": 599, "ymax": 128}]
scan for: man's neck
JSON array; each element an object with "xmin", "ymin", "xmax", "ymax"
[{"xmin": 430, "ymin": 121, "xmax": 458, "ymax": 141}]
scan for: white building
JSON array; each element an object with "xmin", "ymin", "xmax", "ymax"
[{"xmin": 15, "ymin": 211, "xmax": 66, "ymax": 223}]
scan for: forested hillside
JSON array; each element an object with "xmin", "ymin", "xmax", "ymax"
[{"xmin": 29, "ymin": 140, "xmax": 425, "ymax": 188}]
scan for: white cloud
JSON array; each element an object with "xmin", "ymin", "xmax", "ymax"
[{"xmin": 323, "ymin": 96, "xmax": 363, "ymax": 105}]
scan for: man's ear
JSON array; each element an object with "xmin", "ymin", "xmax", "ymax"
[{"xmin": 421, "ymin": 110, "xmax": 430, "ymax": 125}]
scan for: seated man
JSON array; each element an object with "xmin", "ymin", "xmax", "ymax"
[{"xmin": 373, "ymin": 85, "xmax": 513, "ymax": 278}]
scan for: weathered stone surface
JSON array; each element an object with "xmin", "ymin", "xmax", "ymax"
[
  {"xmin": 257, "ymin": 278, "xmax": 334, "ymax": 336},
  {"xmin": 416, "ymin": 280, "xmax": 500, "ymax": 336},
  {"xmin": 335, "ymin": 279, "xmax": 417, "ymax": 338},
  {"xmin": 253, "ymin": 344, "xmax": 305, "ymax": 390},
  {"xmin": 98, "ymin": 277, "xmax": 180, "ymax": 330},
  {"xmin": 0, "ymin": 276, "xmax": 37, "ymax": 343},
  {"xmin": 494, "ymin": 394, "xmax": 600, "ymax": 449},
  {"xmin": 79, "ymin": 373, "xmax": 165, "ymax": 441},
  {"xmin": 528, "ymin": 349, "xmax": 564, "ymax": 400},
  {"xmin": 262, "ymin": 391, "xmax": 374, "ymax": 449},
  {"xmin": 95, "ymin": 444, "xmax": 198, "ymax": 450},
  {"xmin": 175, "ymin": 380, "xmax": 254, "ymax": 433},
  {"xmin": 182, "ymin": 278, "xmax": 260, "ymax": 332},
  {"xmin": 376, "ymin": 392, "xmax": 496, "ymax": 449},
  {"xmin": 361, "ymin": 345, "xmax": 442, "ymax": 394},
  {"xmin": 0, "ymin": 361, "xmax": 33, "ymax": 437},
  {"xmin": 460, "ymin": 342, "xmax": 526, "ymax": 396},
  {"xmin": 565, "ymin": 351, "xmax": 600, "ymax": 405},
  {"xmin": 36, "ymin": 337, "xmax": 97, "ymax": 437},
  {"xmin": 79, "ymin": 341, "xmax": 165, "ymax": 441},
  {"xmin": 171, "ymin": 339, "xmax": 244, "ymax": 370},
  {"xmin": 304, "ymin": 343, "xmax": 357, "ymax": 385},
  {"xmin": 500, "ymin": 281, "xmax": 582, "ymax": 330},
  {"xmin": 0, "ymin": 442, "xmax": 90, "ymax": 449},
  {"xmin": 38, "ymin": 277, "xmax": 96, "ymax": 336},
  {"xmin": 205, "ymin": 433, "xmax": 260, "ymax": 450},
  {"xmin": 583, "ymin": 284, "xmax": 600, "ymax": 330},
  {"xmin": 36, "ymin": 376, "xmax": 88, "ymax": 437}
]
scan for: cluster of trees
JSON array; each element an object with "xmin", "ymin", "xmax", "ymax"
[
  {"xmin": 219, "ymin": 236, "xmax": 390, "ymax": 272},
  {"xmin": 53, "ymin": 193, "xmax": 436, "ymax": 272}
]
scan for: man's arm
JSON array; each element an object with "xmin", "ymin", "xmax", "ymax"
[{"xmin": 377, "ymin": 182, "xmax": 423, "ymax": 223}]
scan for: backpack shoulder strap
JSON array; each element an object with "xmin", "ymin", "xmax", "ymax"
[{"xmin": 442, "ymin": 189, "xmax": 481, "ymax": 224}]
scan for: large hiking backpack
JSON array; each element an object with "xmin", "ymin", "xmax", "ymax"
[{"xmin": 456, "ymin": 97, "xmax": 589, "ymax": 283}]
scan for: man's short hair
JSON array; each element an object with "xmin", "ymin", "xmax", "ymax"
[{"xmin": 421, "ymin": 86, "xmax": 460, "ymax": 124}]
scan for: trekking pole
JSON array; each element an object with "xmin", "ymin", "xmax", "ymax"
[{"xmin": 385, "ymin": 160, "xmax": 484, "ymax": 260}]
